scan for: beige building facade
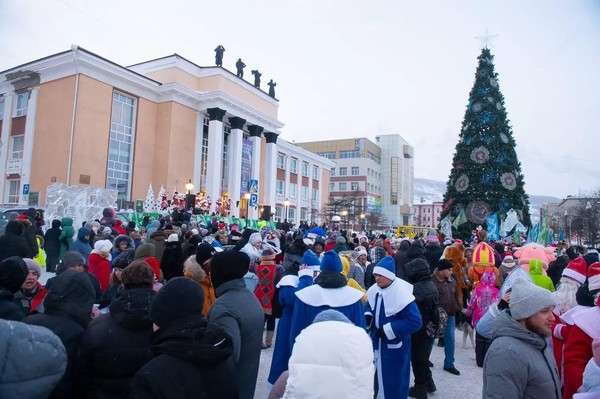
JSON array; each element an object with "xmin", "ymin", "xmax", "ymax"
[{"xmin": 0, "ymin": 46, "xmax": 331, "ymax": 222}]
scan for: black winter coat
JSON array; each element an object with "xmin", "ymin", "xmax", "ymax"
[
  {"xmin": 0, "ymin": 287, "xmax": 24, "ymax": 321},
  {"xmin": 404, "ymin": 258, "xmax": 438, "ymax": 327},
  {"xmin": 79, "ymin": 288, "xmax": 155, "ymax": 399},
  {"xmin": 129, "ymin": 316, "xmax": 237, "ymax": 399},
  {"xmin": 424, "ymin": 243, "xmax": 443, "ymax": 273},
  {"xmin": 160, "ymin": 241, "xmax": 183, "ymax": 281},
  {"xmin": 44, "ymin": 221, "xmax": 63, "ymax": 256},
  {"xmin": 394, "ymin": 240, "xmax": 411, "ymax": 279},
  {"xmin": 24, "ymin": 270, "xmax": 95, "ymax": 399}
]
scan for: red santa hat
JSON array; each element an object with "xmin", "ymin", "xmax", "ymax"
[
  {"xmin": 588, "ymin": 262, "xmax": 600, "ymax": 292},
  {"xmin": 562, "ymin": 258, "xmax": 587, "ymax": 285}
]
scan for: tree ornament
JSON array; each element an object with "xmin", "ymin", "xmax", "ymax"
[
  {"xmin": 495, "ymin": 152, "xmax": 509, "ymax": 166},
  {"xmin": 482, "ymin": 134, "xmax": 494, "ymax": 144},
  {"xmin": 500, "ymin": 133, "xmax": 509, "ymax": 143},
  {"xmin": 496, "ymin": 102, "xmax": 503, "ymax": 110},
  {"xmin": 489, "ymin": 78, "xmax": 498, "ymax": 87},
  {"xmin": 480, "ymin": 112, "xmax": 494, "ymax": 123},
  {"xmin": 455, "ymin": 175, "xmax": 469, "ymax": 192},
  {"xmin": 470, "ymin": 146, "xmax": 490, "ymax": 164},
  {"xmin": 481, "ymin": 170, "xmax": 497, "ymax": 185},
  {"xmin": 443, "ymin": 197, "xmax": 455, "ymax": 212},
  {"xmin": 487, "ymin": 96, "xmax": 494, "ymax": 103},
  {"xmin": 472, "ymin": 102, "xmax": 483, "ymax": 112},
  {"xmin": 466, "ymin": 201, "xmax": 492, "ymax": 224},
  {"xmin": 465, "ymin": 136, "xmax": 474, "ymax": 145},
  {"xmin": 500, "ymin": 172, "xmax": 517, "ymax": 190}
]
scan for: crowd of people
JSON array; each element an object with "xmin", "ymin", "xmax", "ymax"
[{"xmin": 0, "ymin": 205, "xmax": 599, "ymax": 399}]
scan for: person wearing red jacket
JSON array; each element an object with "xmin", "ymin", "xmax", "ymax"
[
  {"xmin": 552, "ymin": 258, "xmax": 587, "ymax": 380},
  {"xmin": 88, "ymin": 239, "xmax": 112, "ymax": 292},
  {"xmin": 14, "ymin": 258, "xmax": 48, "ymax": 315},
  {"xmin": 563, "ymin": 262, "xmax": 600, "ymax": 399}
]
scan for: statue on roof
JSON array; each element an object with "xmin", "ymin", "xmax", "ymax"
[
  {"xmin": 235, "ymin": 58, "xmax": 246, "ymax": 78},
  {"xmin": 267, "ymin": 79, "xmax": 277, "ymax": 98},
  {"xmin": 251, "ymin": 70, "xmax": 262, "ymax": 89},
  {"xmin": 214, "ymin": 45, "xmax": 225, "ymax": 67}
]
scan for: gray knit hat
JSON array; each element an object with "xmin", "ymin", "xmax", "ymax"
[{"xmin": 509, "ymin": 278, "xmax": 556, "ymax": 320}]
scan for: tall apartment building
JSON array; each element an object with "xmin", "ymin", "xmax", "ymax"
[
  {"xmin": 297, "ymin": 134, "xmax": 414, "ymax": 228},
  {"xmin": 0, "ymin": 46, "xmax": 332, "ymax": 220}
]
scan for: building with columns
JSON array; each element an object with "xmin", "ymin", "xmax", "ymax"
[
  {"xmin": 0, "ymin": 46, "xmax": 332, "ymax": 220},
  {"xmin": 297, "ymin": 134, "xmax": 414, "ymax": 228}
]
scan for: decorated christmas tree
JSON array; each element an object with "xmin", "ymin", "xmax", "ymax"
[
  {"xmin": 156, "ymin": 186, "xmax": 168, "ymax": 211},
  {"xmin": 440, "ymin": 47, "xmax": 531, "ymax": 240},
  {"xmin": 143, "ymin": 184, "xmax": 156, "ymax": 212}
]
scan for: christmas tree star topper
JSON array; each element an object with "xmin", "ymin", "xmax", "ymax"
[{"xmin": 475, "ymin": 29, "xmax": 499, "ymax": 49}]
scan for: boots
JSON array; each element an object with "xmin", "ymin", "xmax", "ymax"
[
  {"xmin": 426, "ymin": 376, "xmax": 437, "ymax": 393},
  {"xmin": 408, "ymin": 384, "xmax": 428, "ymax": 399},
  {"xmin": 262, "ymin": 331, "xmax": 275, "ymax": 349}
]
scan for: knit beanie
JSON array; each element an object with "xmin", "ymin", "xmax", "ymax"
[
  {"xmin": 94, "ymin": 239, "xmax": 112, "ymax": 253},
  {"xmin": 0, "ymin": 257, "xmax": 28, "ymax": 293},
  {"xmin": 301, "ymin": 250, "xmax": 321, "ymax": 270},
  {"xmin": 196, "ymin": 243, "xmax": 216, "ymax": 265},
  {"xmin": 63, "ymin": 251, "xmax": 86, "ymax": 269},
  {"xmin": 210, "ymin": 250, "xmax": 250, "ymax": 289},
  {"xmin": 167, "ymin": 233, "xmax": 179, "ymax": 243},
  {"xmin": 336, "ymin": 236, "xmax": 346, "ymax": 244},
  {"xmin": 249, "ymin": 232, "xmax": 262, "ymax": 246},
  {"xmin": 23, "ymin": 258, "xmax": 43, "ymax": 278},
  {"xmin": 437, "ymin": 258, "xmax": 453, "ymax": 271},
  {"xmin": 373, "ymin": 256, "xmax": 396, "ymax": 281},
  {"xmin": 562, "ymin": 258, "xmax": 587, "ymax": 285},
  {"xmin": 313, "ymin": 309, "xmax": 351, "ymax": 324},
  {"xmin": 509, "ymin": 278, "xmax": 557, "ymax": 320},
  {"xmin": 149, "ymin": 277, "xmax": 204, "ymax": 328},
  {"xmin": 588, "ymin": 262, "xmax": 600, "ymax": 292},
  {"xmin": 320, "ymin": 250, "xmax": 343, "ymax": 273}
]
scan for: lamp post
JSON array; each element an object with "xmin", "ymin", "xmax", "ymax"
[
  {"xmin": 244, "ymin": 192, "xmax": 251, "ymax": 225},
  {"xmin": 360, "ymin": 213, "xmax": 366, "ymax": 232},
  {"xmin": 184, "ymin": 179, "xmax": 195, "ymax": 211},
  {"xmin": 341, "ymin": 210, "xmax": 348, "ymax": 230},
  {"xmin": 284, "ymin": 198, "xmax": 290, "ymax": 222}
]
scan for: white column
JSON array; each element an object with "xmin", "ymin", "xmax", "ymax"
[
  {"xmin": 19, "ymin": 88, "xmax": 39, "ymax": 206},
  {"xmin": 0, "ymin": 92, "xmax": 14, "ymax": 202},
  {"xmin": 192, "ymin": 113, "xmax": 204, "ymax": 192},
  {"xmin": 228, "ymin": 117, "xmax": 245, "ymax": 217},
  {"xmin": 205, "ymin": 107, "xmax": 226, "ymax": 213},
  {"xmin": 264, "ymin": 132, "xmax": 279, "ymax": 214},
  {"xmin": 247, "ymin": 125, "xmax": 263, "ymax": 220}
]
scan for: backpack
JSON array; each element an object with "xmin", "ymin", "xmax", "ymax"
[
  {"xmin": 425, "ymin": 302, "xmax": 448, "ymax": 339},
  {"xmin": 271, "ymin": 287, "xmax": 283, "ymax": 318}
]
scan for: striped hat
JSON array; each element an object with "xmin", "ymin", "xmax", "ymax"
[{"xmin": 472, "ymin": 242, "xmax": 495, "ymax": 267}]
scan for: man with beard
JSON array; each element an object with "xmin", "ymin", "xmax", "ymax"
[{"xmin": 483, "ymin": 278, "xmax": 560, "ymax": 398}]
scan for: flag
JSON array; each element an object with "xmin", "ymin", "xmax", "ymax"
[
  {"xmin": 440, "ymin": 216, "xmax": 452, "ymax": 239},
  {"xmin": 452, "ymin": 209, "xmax": 467, "ymax": 229},
  {"xmin": 537, "ymin": 228, "xmax": 549, "ymax": 246},
  {"xmin": 486, "ymin": 213, "xmax": 499, "ymax": 241},
  {"xmin": 528, "ymin": 224, "xmax": 539, "ymax": 243}
]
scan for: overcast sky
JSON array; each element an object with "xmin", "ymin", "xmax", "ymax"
[{"xmin": 1, "ymin": 0, "xmax": 599, "ymax": 199}]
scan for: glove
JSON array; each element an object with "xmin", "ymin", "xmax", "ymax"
[{"xmin": 377, "ymin": 327, "xmax": 386, "ymax": 339}]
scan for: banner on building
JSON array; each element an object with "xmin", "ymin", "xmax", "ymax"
[
  {"xmin": 367, "ymin": 195, "xmax": 382, "ymax": 213},
  {"xmin": 240, "ymin": 138, "xmax": 253, "ymax": 196}
]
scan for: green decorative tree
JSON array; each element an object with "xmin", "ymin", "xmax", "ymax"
[{"xmin": 440, "ymin": 47, "xmax": 531, "ymax": 240}]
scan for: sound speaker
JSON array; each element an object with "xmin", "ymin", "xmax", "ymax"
[{"xmin": 261, "ymin": 205, "xmax": 272, "ymax": 221}]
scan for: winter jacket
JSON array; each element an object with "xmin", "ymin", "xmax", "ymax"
[
  {"xmin": 0, "ymin": 319, "xmax": 67, "ymax": 399},
  {"xmin": 24, "ymin": 270, "xmax": 95, "ymax": 399},
  {"xmin": 130, "ymin": 316, "xmax": 237, "ymax": 399},
  {"xmin": 44, "ymin": 219, "xmax": 62, "ymax": 256},
  {"xmin": 404, "ymin": 258, "xmax": 438, "ymax": 327},
  {"xmin": 88, "ymin": 251, "xmax": 111, "ymax": 292},
  {"xmin": 201, "ymin": 276, "xmax": 216, "ymax": 316},
  {"xmin": 431, "ymin": 272, "xmax": 460, "ymax": 316},
  {"xmin": 110, "ymin": 234, "xmax": 135, "ymax": 265},
  {"xmin": 0, "ymin": 287, "xmax": 24, "ymax": 321},
  {"xmin": 149, "ymin": 230, "xmax": 169, "ymax": 262},
  {"xmin": 483, "ymin": 311, "xmax": 561, "ymax": 399},
  {"xmin": 393, "ymin": 240, "xmax": 411, "ymax": 279},
  {"xmin": 79, "ymin": 288, "xmax": 155, "ymax": 399},
  {"xmin": 59, "ymin": 217, "xmax": 75, "ymax": 260},
  {"xmin": 424, "ymin": 242, "xmax": 443, "ymax": 273},
  {"xmin": 72, "ymin": 228, "xmax": 93, "ymax": 262},
  {"xmin": 466, "ymin": 270, "xmax": 500, "ymax": 328},
  {"xmin": 13, "ymin": 282, "xmax": 48, "ymax": 315},
  {"xmin": 529, "ymin": 259, "xmax": 555, "ymax": 292},
  {"xmin": 160, "ymin": 240, "xmax": 184, "ymax": 281},
  {"xmin": 208, "ymin": 278, "xmax": 265, "ymax": 399}
]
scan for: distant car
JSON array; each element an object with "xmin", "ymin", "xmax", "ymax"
[{"xmin": 0, "ymin": 207, "xmax": 32, "ymax": 221}]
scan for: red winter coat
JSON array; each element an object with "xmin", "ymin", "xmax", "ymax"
[
  {"xmin": 88, "ymin": 252, "xmax": 111, "ymax": 292},
  {"xmin": 551, "ymin": 315, "xmax": 573, "ymax": 382}
]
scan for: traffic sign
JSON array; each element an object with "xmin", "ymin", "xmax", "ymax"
[
  {"xmin": 249, "ymin": 193, "xmax": 258, "ymax": 207},
  {"xmin": 23, "ymin": 184, "xmax": 30, "ymax": 195},
  {"xmin": 248, "ymin": 179, "xmax": 259, "ymax": 194}
]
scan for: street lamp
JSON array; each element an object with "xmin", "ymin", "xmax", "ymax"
[
  {"xmin": 360, "ymin": 213, "xmax": 366, "ymax": 232},
  {"xmin": 284, "ymin": 198, "xmax": 290, "ymax": 222},
  {"xmin": 341, "ymin": 210, "xmax": 348, "ymax": 230},
  {"xmin": 244, "ymin": 192, "xmax": 251, "ymax": 224},
  {"xmin": 184, "ymin": 179, "xmax": 195, "ymax": 210}
]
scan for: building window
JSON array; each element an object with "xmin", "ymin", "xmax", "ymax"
[
  {"xmin": 351, "ymin": 182, "xmax": 359, "ymax": 191},
  {"xmin": 300, "ymin": 208, "xmax": 308, "ymax": 221},
  {"xmin": 107, "ymin": 91, "xmax": 136, "ymax": 200},
  {"xmin": 289, "ymin": 183, "xmax": 297, "ymax": 199},
  {"xmin": 302, "ymin": 162, "xmax": 309, "ymax": 177},
  {"xmin": 275, "ymin": 206, "xmax": 283, "ymax": 220},
  {"xmin": 351, "ymin": 166, "xmax": 359, "ymax": 175},
  {"xmin": 10, "ymin": 135, "xmax": 24, "ymax": 159},
  {"xmin": 312, "ymin": 188, "xmax": 319, "ymax": 202},
  {"xmin": 276, "ymin": 179, "xmax": 285, "ymax": 195},
  {"xmin": 367, "ymin": 151, "xmax": 381, "ymax": 164},
  {"xmin": 290, "ymin": 158, "xmax": 297, "ymax": 174},
  {"xmin": 288, "ymin": 208, "xmax": 296, "ymax": 224},
  {"xmin": 5, "ymin": 179, "xmax": 20, "ymax": 204},
  {"xmin": 277, "ymin": 153, "xmax": 285, "ymax": 169},
  {"xmin": 339, "ymin": 150, "xmax": 359, "ymax": 159},
  {"xmin": 13, "ymin": 92, "xmax": 29, "ymax": 117},
  {"xmin": 312, "ymin": 166, "xmax": 319, "ymax": 180},
  {"xmin": 0, "ymin": 98, "xmax": 4, "ymax": 120},
  {"xmin": 339, "ymin": 182, "xmax": 347, "ymax": 191},
  {"xmin": 301, "ymin": 185, "xmax": 308, "ymax": 200},
  {"xmin": 316, "ymin": 151, "xmax": 336, "ymax": 160},
  {"xmin": 339, "ymin": 167, "xmax": 347, "ymax": 176}
]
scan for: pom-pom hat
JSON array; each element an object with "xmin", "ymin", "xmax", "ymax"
[
  {"xmin": 562, "ymin": 258, "xmax": 587, "ymax": 285},
  {"xmin": 373, "ymin": 256, "xmax": 395, "ymax": 281},
  {"xmin": 472, "ymin": 242, "xmax": 495, "ymax": 267}
]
